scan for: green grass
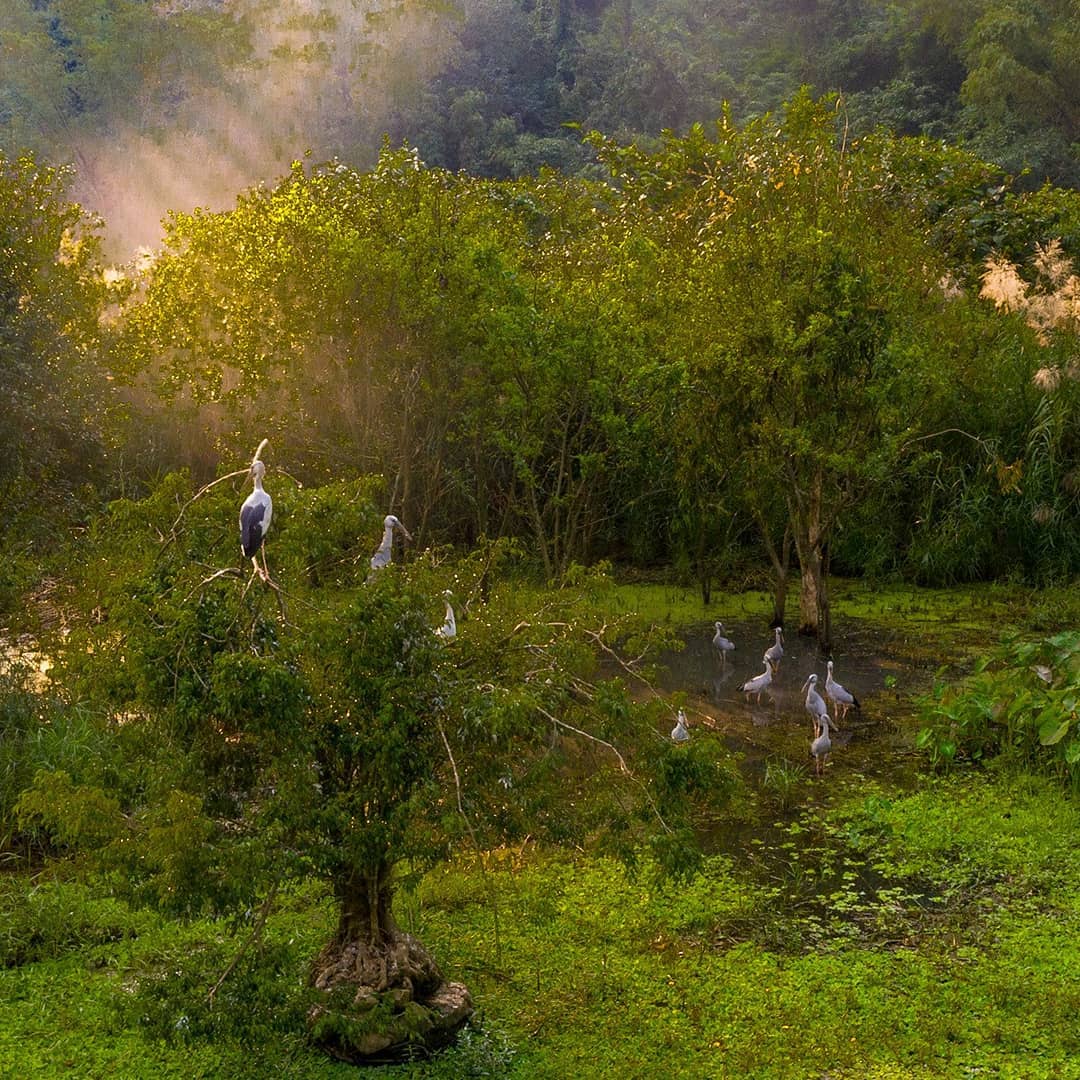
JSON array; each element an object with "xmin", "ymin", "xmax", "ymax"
[
  {"xmin": 405, "ymin": 779, "xmax": 1080, "ymax": 1078},
  {"xmin": 5, "ymin": 767, "xmax": 1080, "ymax": 1078},
  {"xmin": 7, "ymin": 581, "xmax": 1080, "ymax": 1077}
]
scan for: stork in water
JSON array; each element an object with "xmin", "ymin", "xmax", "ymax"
[
  {"xmin": 370, "ymin": 514, "xmax": 412, "ymax": 571},
  {"xmin": 810, "ymin": 714, "xmax": 833, "ymax": 776},
  {"xmin": 764, "ymin": 626, "xmax": 784, "ymax": 673},
  {"xmin": 712, "ymin": 622, "xmax": 735, "ymax": 662},
  {"xmin": 801, "ymin": 673, "xmax": 830, "ymax": 729},
  {"xmin": 239, "ymin": 460, "xmax": 272, "ymax": 581},
  {"xmin": 435, "ymin": 593, "xmax": 457, "ymax": 640},
  {"xmin": 737, "ymin": 656, "xmax": 773, "ymax": 704},
  {"xmin": 825, "ymin": 660, "xmax": 860, "ymax": 721}
]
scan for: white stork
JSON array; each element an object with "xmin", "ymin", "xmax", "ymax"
[
  {"xmin": 825, "ymin": 660, "xmax": 860, "ymax": 721},
  {"xmin": 764, "ymin": 626, "xmax": 784, "ymax": 673},
  {"xmin": 671, "ymin": 709, "xmax": 690, "ymax": 742},
  {"xmin": 435, "ymin": 593, "xmax": 457, "ymax": 640},
  {"xmin": 737, "ymin": 656, "xmax": 773, "ymax": 704},
  {"xmin": 712, "ymin": 622, "xmax": 736, "ymax": 662},
  {"xmin": 370, "ymin": 514, "xmax": 412, "ymax": 570},
  {"xmin": 801, "ymin": 673, "xmax": 830, "ymax": 729},
  {"xmin": 810, "ymin": 714, "xmax": 833, "ymax": 776},
  {"xmin": 239, "ymin": 460, "xmax": 272, "ymax": 581}
]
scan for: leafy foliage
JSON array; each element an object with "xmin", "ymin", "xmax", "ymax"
[
  {"xmin": 918, "ymin": 630, "xmax": 1080, "ymax": 783},
  {"xmin": 0, "ymin": 150, "xmax": 118, "ymax": 544}
]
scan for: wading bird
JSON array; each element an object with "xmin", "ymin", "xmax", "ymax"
[
  {"xmin": 801, "ymin": 673, "xmax": 830, "ymax": 728},
  {"xmin": 764, "ymin": 626, "xmax": 784, "ymax": 672},
  {"xmin": 239, "ymin": 460, "xmax": 272, "ymax": 581},
  {"xmin": 435, "ymin": 593, "xmax": 457, "ymax": 640},
  {"xmin": 825, "ymin": 660, "xmax": 860, "ymax": 721},
  {"xmin": 810, "ymin": 714, "xmax": 833, "ymax": 776},
  {"xmin": 737, "ymin": 656, "xmax": 773, "ymax": 703},
  {"xmin": 671, "ymin": 709, "xmax": 690, "ymax": 743},
  {"xmin": 370, "ymin": 514, "xmax": 412, "ymax": 570},
  {"xmin": 712, "ymin": 622, "xmax": 736, "ymax": 661}
]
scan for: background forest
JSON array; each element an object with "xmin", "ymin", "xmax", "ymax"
[
  {"xmin": 5, "ymin": 0, "xmax": 1080, "ymax": 254},
  {"xmin": 6, "ymin": 2, "xmax": 1080, "ymax": 1077}
]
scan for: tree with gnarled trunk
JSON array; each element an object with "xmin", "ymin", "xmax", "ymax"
[{"xmin": 23, "ymin": 477, "xmax": 728, "ymax": 1063}]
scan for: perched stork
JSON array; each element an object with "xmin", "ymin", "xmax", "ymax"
[
  {"xmin": 825, "ymin": 660, "xmax": 860, "ymax": 721},
  {"xmin": 801, "ymin": 673, "xmax": 830, "ymax": 729},
  {"xmin": 737, "ymin": 656, "xmax": 773, "ymax": 704},
  {"xmin": 712, "ymin": 622, "xmax": 736, "ymax": 662},
  {"xmin": 435, "ymin": 593, "xmax": 457, "ymax": 640},
  {"xmin": 671, "ymin": 709, "xmax": 690, "ymax": 743},
  {"xmin": 370, "ymin": 514, "xmax": 412, "ymax": 570},
  {"xmin": 239, "ymin": 460, "xmax": 272, "ymax": 581},
  {"xmin": 764, "ymin": 626, "xmax": 784, "ymax": 673},
  {"xmin": 810, "ymin": 714, "xmax": 833, "ymax": 776}
]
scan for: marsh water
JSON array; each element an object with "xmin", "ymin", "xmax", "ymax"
[
  {"xmin": 655, "ymin": 614, "xmax": 984, "ymax": 947},
  {"xmin": 655, "ymin": 615, "xmax": 952, "ymax": 785}
]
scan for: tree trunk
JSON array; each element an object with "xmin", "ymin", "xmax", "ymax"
[
  {"xmin": 696, "ymin": 522, "xmax": 712, "ymax": 606},
  {"xmin": 774, "ymin": 527, "xmax": 791, "ymax": 629},
  {"xmin": 791, "ymin": 468, "xmax": 831, "ymax": 651},
  {"xmin": 308, "ymin": 865, "xmax": 473, "ymax": 1064},
  {"xmin": 756, "ymin": 509, "xmax": 791, "ymax": 629}
]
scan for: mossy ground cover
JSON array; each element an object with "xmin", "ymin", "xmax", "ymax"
[
  {"xmin": 5, "ymin": 769, "xmax": 1080, "ymax": 1078},
  {"xmin": 5, "ymin": 584, "xmax": 1080, "ymax": 1078}
]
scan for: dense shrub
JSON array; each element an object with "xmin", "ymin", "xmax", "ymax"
[{"xmin": 917, "ymin": 630, "xmax": 1080, "ymax": 786}]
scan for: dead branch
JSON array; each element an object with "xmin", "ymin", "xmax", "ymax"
[{"xmin": 436, "ymin": 715, "xmax": 502, "ymax": 966}]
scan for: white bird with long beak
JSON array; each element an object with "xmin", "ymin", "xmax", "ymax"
[
  {"xmin": 671, "ymin": 709, "xmax": 690, "ymax": 743},
  {"xmin": 801, "ymin": 673, "xmax": 830, "ymax": 729},
  {"xmin": 737, "ymin": 656, "xmax": 773, "ymax": 703},
  {"xmin": 810, "ymin": 714, "xmax": 833, "ymax": 776},
  {"xmin": 764, "ymin": 626, "xmax": 784, "ymax": 673},
  {"xmin": 239, "ymin": 460, "xmax": 272, "ymax": 581},
  {"xmin": 825, "ymin": 660, "xmax": 860, "ymax": 721},
  {"xmin": 370, "ymin": 514, "xmax": 412, "ymax": 570},
  {"xmin": 435, "ymin": 593, "xmax": 457, "ymax": 640},
  {"xmin": 712, "ymin": 622, "xmax": 735, "ymax": 662}
]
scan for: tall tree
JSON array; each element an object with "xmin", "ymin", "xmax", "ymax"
[
  {"xmin": 592, "ymin": 95, "xmax": 958, "ymax": 642},
  {"xmin": 0, "ymin": 150, "xmax": 115, "ymax": 529},
  {"xmin": 21, "ymin": 476, "xmax": 723, "ymax": 1061}
]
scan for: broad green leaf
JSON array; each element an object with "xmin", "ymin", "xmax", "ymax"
[{"xmin": 1039, "ymin": 715, "xmax": 1071, "ymax": 746}]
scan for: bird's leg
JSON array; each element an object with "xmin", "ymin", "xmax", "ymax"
[
  {"xmin": 260, "ymin": 546, "xmax": 271, "ymax": 583},
  {"xmin": 251, "ymin": 555, "xmax": 263, "ymax": 580}
]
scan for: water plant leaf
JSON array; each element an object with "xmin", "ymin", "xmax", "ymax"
[{"xmin": 1038, "ymin": 715, "xmax": 1070, "ymax": 746}]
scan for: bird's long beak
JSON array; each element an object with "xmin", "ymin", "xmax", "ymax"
[
  {"xmin": 397, "ymin": 522, "xmax": 413, "ymax": 541},
  {"xmin": 801, "ymin": 677, "xmax": 812, "ymax": 692}
]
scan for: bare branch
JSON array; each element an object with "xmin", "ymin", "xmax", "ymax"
[
  {"xmin": 167, "ymin": 468, "xmax": 251, "ymax": 539},
  {"xmin": 435, "ymin": 715, "xmax": 502, "ymax": 966},
  {"xmin": 535, "ymin": 705, "xmax": 672, "ymax": 833}
]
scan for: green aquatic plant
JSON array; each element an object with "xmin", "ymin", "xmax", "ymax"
[
  {"xmin": 762, "ymin": 756, "xmax": 807, "ymax": 811},
  {"xmin": 917, "ymin": 630, "xmax": 1080, "ymax": 785}
]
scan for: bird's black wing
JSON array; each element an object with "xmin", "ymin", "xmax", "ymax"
[{"xmin": 240, "ymin": 502, "xmax": 267, "ymax": 558}]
